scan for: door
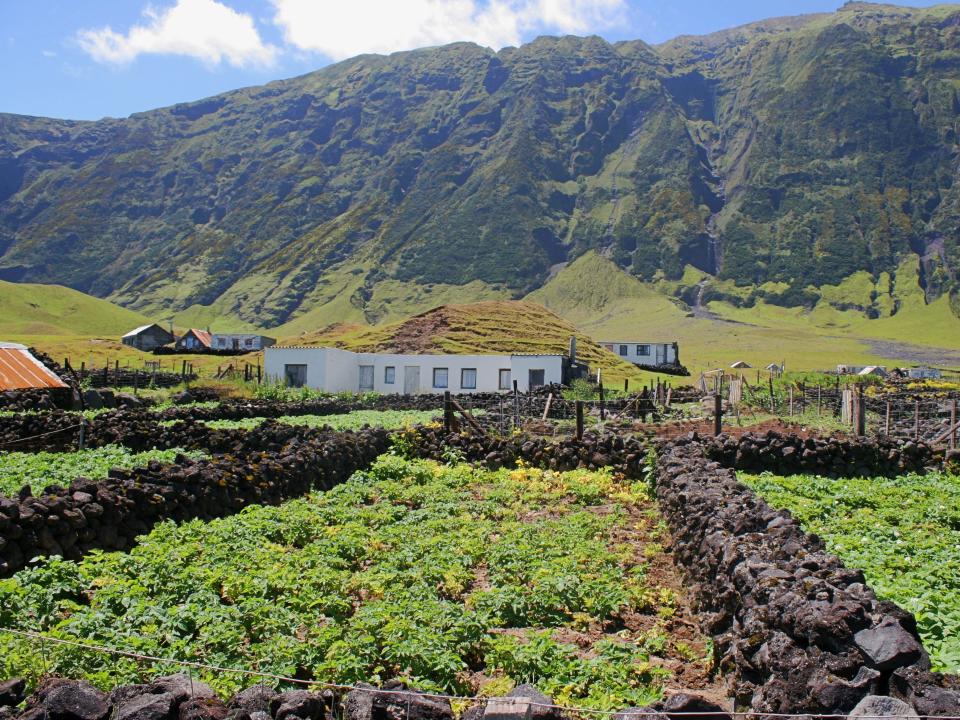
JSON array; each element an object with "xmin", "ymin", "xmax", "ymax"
[
  {"xmin": 404, "ymin": 366, "xmax": 420, "ymax": 394},
  {"xmin": 284, "ymin": 364, "xmax": 307, "ymax": 388},
  {"xmin": 358, "ymin": 365, "xmax": 374, "ymax": 391},
  {"xmin": 528, "ymin": 369, "xmax": 545, "ymax": 389}
]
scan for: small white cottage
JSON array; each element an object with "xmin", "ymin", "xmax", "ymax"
[
  {"xmin": 600, "ymin": 341, "xmax": 679, "ymax": 367},
  {"xmin": 264, "ymin": 346, "xmax": 568, "ymax": 394}
]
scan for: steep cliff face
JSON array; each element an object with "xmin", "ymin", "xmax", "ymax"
[{"xmin": 1, "ymin": 3, "xmax": 958, "ymax": 326}]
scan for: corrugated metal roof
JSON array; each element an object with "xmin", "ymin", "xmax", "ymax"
[
  {"xmin": 0, "ymin": 346, "xmax": 69, "ymax": 390},
  {"xmin": 183, "ymin": 329, "xmax": 213, "ymax": 348},
  {"xmin": 122, "ymin": 324, "xmax": 156, "ymax": 338}
]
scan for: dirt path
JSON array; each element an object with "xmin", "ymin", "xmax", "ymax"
[{"xmin": 862, "ymin": 339, "xmax": 960, "ymax": 368}]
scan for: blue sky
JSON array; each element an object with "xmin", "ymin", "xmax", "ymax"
[{"xmin": 0, "ymin": 0, "xmax": 943, "ymax": 121}]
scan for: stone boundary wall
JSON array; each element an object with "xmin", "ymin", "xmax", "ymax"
[
  {"xmin": 656, "ymin": 436, "xmax": 958, "ymax": 716},
  {"xmin": 0, "ymin": 425, "xmax": 955, "ymax": 714},
  {"xmin": 404, "ymin": 428, "xmax": 954, "ymax": 714},
  {"xmin": 0, "ymin": 427, "xmax": 390, "ymax": 576}
]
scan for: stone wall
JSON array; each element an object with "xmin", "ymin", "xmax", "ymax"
[{"xmin": 0, "ymin": 427, "xmax": 389, "ymax": 576}]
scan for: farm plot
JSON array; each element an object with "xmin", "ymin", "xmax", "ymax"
[
  {"xmin": 0, "ymin": 455, "xmax": 715, "ymax": 708},
  {"xmin": 740, "ymin": 470, "xmax": 960, "ymax": 672},
  {"xmin": 198, "ymin": 409, "xmax": 445, "ymax": 431},
  {"xmin": 0, "ymin": 445, "xmax": 208, "ymax": 496}
]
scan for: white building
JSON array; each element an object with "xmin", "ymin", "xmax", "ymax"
[
  {"xmin": 211, "ymin": 333, "xmax": 276, "ymax": 352},
  {"xmin": 264, "ymin": 346, "xmax": 568, "ymax": 394},
  {"xmin": 600, "ymin": 341, "xmax": 679, "ymax": 367}
]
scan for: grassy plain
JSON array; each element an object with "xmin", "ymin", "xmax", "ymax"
[{"xmin": 3, "ymin": 255, "xmax": 959, "ymax": 381}]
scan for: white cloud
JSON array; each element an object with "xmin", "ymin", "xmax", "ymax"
[
  {"xmin": 270, "ymin": 0, "xmax": 625, "ymax": 61},
  {"xmin": 78, "ymin": 0, "xmax": 279, "ymax": 68}
]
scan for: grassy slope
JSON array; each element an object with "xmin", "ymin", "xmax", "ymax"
[
  {"xmin": 5, "ymin": 256, "xmax": 958, "ymax": 380},
  {"xmin": 0, "ymin": 281, "xmax": 243, "ymax": 374},
  {"xmin": 290, "ymin": 300, "xmax": 653, "ymax": 385},
  {"xmin": 528, "ymin": 253, "xmax": 960, "ymax": 373}
]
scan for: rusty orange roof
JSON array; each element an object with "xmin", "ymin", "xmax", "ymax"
[
  {"xmin": 181, "ymin": 329, "xmax": 212, "ymax": 348},
  {"xmin": 0, "ymin": 343, "xmax": 69, "ymax": 391}
]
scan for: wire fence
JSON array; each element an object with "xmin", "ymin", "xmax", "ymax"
[{"xmin": 1, "ymin": 627, "xmax": 954, "ymax": 719}]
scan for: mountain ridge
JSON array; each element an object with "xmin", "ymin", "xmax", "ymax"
[{"xmin": 1, "ymin": 1, "xmax": 959, "ymax": 332}]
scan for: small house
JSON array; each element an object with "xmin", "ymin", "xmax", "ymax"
[
  {"xmin": 857, "ymin": 366, "xmax": 887, "ymax": 377},
  {"xmin": 0, "ymin": 342, "xmax": 68, "ymax": 391},
  {"xmin": 730, "ymin": 360, "xmax": 751, "ymax": 369},
  {"xmin": 905, "ymin": 366, "xmax": 942, "ymax": 380},
  {"xmin": 211, "ymin": 333, "xmax": 276, "ymax": 352},
  {"xmin": 765, "ymin": 363, "xmax": 784, "ymax": 377},
  {"xmin": 600, "ymin": 341, "xmax": 680, "ymax": 367},
  {"xmin": 264, "ymin": 346, "xmax": 571, "ymax": 394},
  {"xmin": 121, "ymin": 324, "xmax": 175, "ymax": 351},
  {"xmin": 175, "ymin": 329, "xmax": 212, "ymax": 352}
]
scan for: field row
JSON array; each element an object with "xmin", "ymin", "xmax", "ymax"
[{"xmin": 0, "ymin": 456, "xmax": 713, "ymax": 709}]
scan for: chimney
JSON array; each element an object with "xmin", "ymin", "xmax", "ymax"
[{"xmin": 569, "ymin": 336, "xmax": 577, "ymax": 363}]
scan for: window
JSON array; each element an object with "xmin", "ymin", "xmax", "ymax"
[
  {"xmin": 359, "ymin": 365, "xmax": 374, "ymax": 391},
  {"xmin": 284, "ymin": 364, "xmax": 307, "ymax": 388},
  {"xmin": 619, "ymin": 344, "xmax": 628, "ymax": 356},
  {"xmin": 637, "ymin": 344, "xmax": 650, "ymax": 356},
  {"xmin": 245, "ymin": 338, "xmax": 254, "ymax": 347},
  {"xmin": 499, "ymin": 369, "xmax": 511, "ymax": 390},
  {"xmin": 461, "ymin": 368, "xmax": 477, "ymax": 389},
  {"xmin": 433, "ymin": 367, "xmax": 448, "ymax": 388},
  {"xmin": 528, "ymin": 369, "xmax": 545, "ymax": 389},
  {"xmin": 384, "ymin": 366, "xmax": 396, "ymax": 384}
]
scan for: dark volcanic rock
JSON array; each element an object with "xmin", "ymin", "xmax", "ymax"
[
  {"xmin": 0, "ymin": 679, "xmax": 24, "ymax": 708},
  {"xmin": 36, "ymin": 680, "xmax": 109, "ymax": 720},
  {"xmin": 854, "ymin": 620, "xmax": 923, "ymax": 671}
]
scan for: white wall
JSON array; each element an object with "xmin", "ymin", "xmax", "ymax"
[
  {"xmin": 601, "ymin": 342, "xmax": 677, "ymax": 366},
  {"xmin": 264, "ymin": 347, "xmax": 565, "ymax": 394},
  {"xmin": 264, "ymin": 347, "xmax": 327, "ymax": 388},
  {"xmin": 510, "ymin": 355, "xmax": 564, "ymax": 391}
]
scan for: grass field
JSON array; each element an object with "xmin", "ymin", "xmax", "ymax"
[
  {"xmin": 3, "ymin": 255, "xmax": 958, "ymax": 381},
  {"xmin": 0, "ymin": 456, "xmax": 713, "ymax": 707},
  {"xmin": 0, "ymin": 446, "xmax": 208, "ymax": 497},
  {"xmin": 529, "ymin": 253, "xmax": 960, "ymax": 374},
  {"xmin": 199, "ymin": 409, "xmax": 443, "ymax": 431}
]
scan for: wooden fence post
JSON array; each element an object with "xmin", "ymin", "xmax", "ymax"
[
  {"xmin": 714, "ymin": 393, "xmax": 722, "ymax": 436},
  {"xmin": 512, "ymin": 380, "xmax": 520, "ymax": 429},
  {"xmin": 575, "ymin": 400, "xmax": 584, "ymax": 441},
  {"xmin": 856, "ymin": 384, "xmax": 866, "ymax": 436},
  {"xmin": 789, "ymin": 386, "xmax": 794, "ymax": 416},
  {"xmin": 623, "ymin": 378, "xmax": 629, "ymax": 393},
  {"xmin": 885, "ymin": 401, "xmax": 891, "ymax": 436},
  {"xmin": 952, "ymin": 399, "xmax": 957, "ymax": 451},
  {"xmin": 443, "ymin": 391, "xmax": 453, "ymax": 433},
  {"xmin": 915, "ymin": 399, "xmax": 920, "ymax": 441},
  {"xmin": 817, "ymin": 385, "xmax": 822, "ymax": 417},
  {"xmin": 599, "ymin": 382, "xmax": 606, "ymax": 421},
  {"xmin": 768, "ymin": 376, "xmax": 775, "ymax": 413}
]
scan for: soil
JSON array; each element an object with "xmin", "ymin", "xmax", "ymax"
[
  {"xmin": 381, "ymin": 308, "xmax": 451, "ymax": 353},
  {"xmin": 466, "ymin": 475, "xmax": 730, "ymax": 705}
]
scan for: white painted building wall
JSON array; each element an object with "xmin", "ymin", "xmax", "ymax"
[
  {"xmin": 211, "ymin": 334, "xmax": 276, "ymax": 351},
  {"xmin": 264, "ymin": 347, "xmax": 565, "ymax": 394},
  {"xmin": 600, "ymin": 341, "xmax": 678, "ymax": 366}
]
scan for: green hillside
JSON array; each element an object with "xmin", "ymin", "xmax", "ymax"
[
  {"xmin": 530, "ymin": 253, "xmax": 960, "ymax": 372},
  {"xmin": 0, "ymin": 280, "xmax": 149, "ymax": 338},
  {"xmin": 0, "ymin": 2, "xmax": 958, "ymax": 331}
]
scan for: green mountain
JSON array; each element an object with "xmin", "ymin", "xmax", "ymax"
[{"xmin": 1, "ymin": 1, "xmax": 959, "ymax": 328}]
